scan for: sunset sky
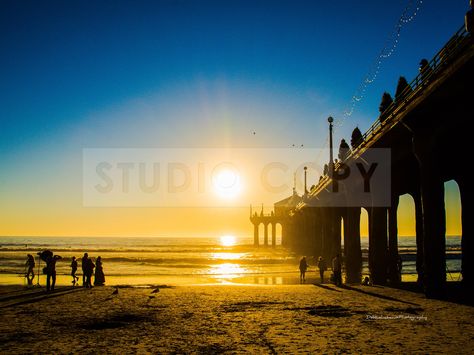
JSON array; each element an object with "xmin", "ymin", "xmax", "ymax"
[{"xmin": 0, "ymin": 0, "xmax": 465, "ymax": 238}]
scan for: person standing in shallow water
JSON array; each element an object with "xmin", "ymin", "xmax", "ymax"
[
  {"xmin": 299, "ymin": 256, "xmax": 308, "ymax": 283},
  {"xmin": 25, "ymin": 254, "xmax": 35, "ymax": 286},
  {"xmin": 317, "ymin": 256, "xmax": 327, "ymax": 283},
  {"xmin": 81, "ymin": 253, "xmax": 89, "ymax": 287},
  {"xmin": 94, "ymin": 256, "xmax": 105, "ymax": 286},
  {"xmin": 70, "ymin": 256, "xmax": 79, "ymax": 286}
]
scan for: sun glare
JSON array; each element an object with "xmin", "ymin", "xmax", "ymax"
[
  {"xmin": 210, "ymin": 263, "xmax": 244, "ymax": 279},
  {"xmin": 212, "ymin": 168, "xmax": 242, "ymax": 199},
  {"xmin": 220, "ymin": 235, "xmax": 237, "ymax": 247}
]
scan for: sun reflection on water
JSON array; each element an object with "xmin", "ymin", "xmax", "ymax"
[
  {"xmin": 210, "ymin": 263, "xmax": 246, "ymax": 279},
  {"xmin": 211, "ymin": 252, "xmax": 246, "ymax": 260}
]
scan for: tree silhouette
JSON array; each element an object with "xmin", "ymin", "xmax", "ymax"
[
  {"xmin": 394, "ymin": 76, "xmax": 412, "ymax": 103},
  {"xmin": 338, "ymin": 139, "xmax": 350, "ymax": 161},
  {"xmin": 351, "ymin": 127, "xmax": 363, "ymax": 149},
  {"xmin": 418, "ymin": 58, "xmax": 432, "ymax": 84},
  {"xmin": 379, "ymin": 92, "xmax": 393, "ymax": 122}
]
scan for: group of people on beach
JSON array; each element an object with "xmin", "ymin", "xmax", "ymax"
[
  {"xmin": 298, "ymin": 254, "xmax": 342, "ymax": 286},
  {"xmin": 25, "ymin": 251, "xmax": 105, "ymax": 291},
  {"xmin": 73, "ymin": 253, "xmax": 105, "ymax": 288},
  {"xmin": 299, "ymin": 254, "xmax": 403, "ymax": 286}
]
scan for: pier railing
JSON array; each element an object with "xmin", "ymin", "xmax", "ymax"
[
  {"xmin": 304, "ymin": 24, "xmax": 471, "ymax": 203},
  {"xmin": 351, "ymin": 24, "xmax": 469, "ymax": 155}
]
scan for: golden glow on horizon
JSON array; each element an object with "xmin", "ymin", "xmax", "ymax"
[
  {"xmin": 219, "ymin": 235, "xmax": 237, "ymax": 247},
  {"xmin": 0, "ymin": 178, "xmax": 462, "ymax": 238}
]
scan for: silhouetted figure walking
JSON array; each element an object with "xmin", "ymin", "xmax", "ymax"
[
  {"xmin": 317, "ymin": 256, "xmax": 327, "ymax": 283},
  {"xmin": 299, "ymin": 256, "xmax": 308, "ymax": 283},
  {"xmin": 94, "ymin": 256, "xmax": 105, "ymax": 286},
  {"xmin": 25, "ymin": 254, "xmax": 35, "ymax": 286},
  {"xmin": 71, "ymin": 256, "xmax": 79, "ymax": 286},
  {"xmin": 332, "ymin": 254, "xmax": 342, "ymax": 287}
]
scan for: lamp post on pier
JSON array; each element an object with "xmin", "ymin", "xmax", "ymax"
[{"xmin": 328, "ymin": 116, "xmax": 334, "ymax": 177}]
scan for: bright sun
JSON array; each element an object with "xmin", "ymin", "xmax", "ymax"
[
  {"xmin": 220, "ymin": 235, "xmax": 237, "ymax": 247},
  {"xmin": 212, "ymin": 168, "xmax": 242, "ymax": 199}
]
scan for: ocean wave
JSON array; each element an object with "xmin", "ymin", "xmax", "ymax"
[
  {"xmin": 0, "ymin": 255, "xmax": 297, "ymax": 265},
  {"xmin": 0, "ymin": 245, "xmax": 257, "ymax": 253}
]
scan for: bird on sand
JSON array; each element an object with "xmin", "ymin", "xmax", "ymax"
[
  {"xmin": 112, "ymin": 287, "xmax": 119, "ymax": 295},
  {"xmin": 151, "ymin": 287, "xmax": 160, "ymax": 294}
]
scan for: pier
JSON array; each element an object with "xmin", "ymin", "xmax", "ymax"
[{"xmin": 251, "ymin": 24, "xmax": 474, "ymax": 298}]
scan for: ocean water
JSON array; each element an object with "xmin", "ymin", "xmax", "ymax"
[{"xmin": 0, "ymin": 236, "xmax": 462, "ymax": 286}]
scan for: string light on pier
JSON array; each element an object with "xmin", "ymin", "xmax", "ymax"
[{"xmin": 336, "ymin": 0, "xmax": 423, "ymax": 129}]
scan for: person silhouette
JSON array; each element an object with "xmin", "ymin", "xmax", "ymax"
[
  {"xmin": 71, "ymin": 256, "xmax": 79, "ymax": 286},
  {"xmin": 45, "ymin": 254, "xmax": 62, "ymax": 292},
  {"xmin": 94, "ymin": 256, "xmax": 105, "ymax": 286},
  {"xmin": 362, "ymin": 276, "xmax": 372, "ymax": 286},
  {"xmin": 25, "ymin": 254, "xmax": 35, "ymax": 287},
  {"xmin": 317, "ymin": 256, "xmax": 327, "ymax": 283},
  {"xmin": 83, "ymin": 254, "xmax": 95, "ymax": 288},
  {"xmin": 81, "ymin": 253, "xmax": 89, "ymax": 287},
  {"xmin": 299, "ymin": 256, "xmax": 308, "ymax": 283}
]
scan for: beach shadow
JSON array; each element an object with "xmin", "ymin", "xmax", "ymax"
[
  {"xmin": 341, "ymin": 285, "xmax": 420, "ymax": 306},
  {"xmin": 393, "ymin": 281, "xmax": 474, "ymax": 306},
  {"xmin": 81, "ymin": 313, "xmax": 151, "ymax": 330},
  {"xmin": 312, "ymin": 283, "xmax": 342, "ymax": 292},
  {"xmin": 0, "ymin": 286, "xmax": 84, "ymax": 309},
  {"xmin": 285, "ymin": 304, "xmax": 353, "ymax": 317},
  {"xmin": 196, "ymin": 344, "xmax": 231, "ymax": 354},
  {"xmin": 222, "ymin": 301, "xmax": 288, "ymax": 313},
  {"xmin": 307, "ymin": 305, "xmax": 351, "ymax": 317},
  {"xmin": 1, "ymin": 331, "xmax": 34, "ymax": 346},
  {"xmin": 384, "ymin": 306, "xmax": 424, "ymax": 314}
]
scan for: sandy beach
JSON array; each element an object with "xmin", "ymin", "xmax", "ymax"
[{"xmin": 1, "ymin": 283, "xmax": 473, "ymax": 354}]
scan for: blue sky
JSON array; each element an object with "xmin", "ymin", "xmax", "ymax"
[
  {"xmin": 1, "ymin": 1, "xmax": 468, "ymax": 149},
  {"xmin": 0, "ymin": 0, "xmax": 467, "ymax": 236}
]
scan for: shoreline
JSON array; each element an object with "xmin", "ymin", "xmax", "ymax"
[{"xmin": 1, "ymin": 271, "xmax": 462, "ymax": 288}]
